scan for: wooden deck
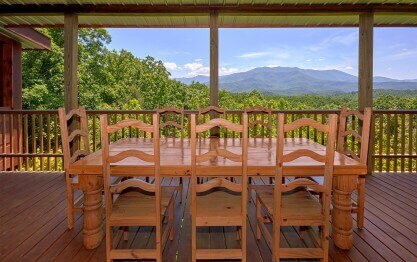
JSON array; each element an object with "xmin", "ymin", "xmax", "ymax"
[{"xmin": 1, "ymin": 172, "xmax": 417, "ymax": 261}]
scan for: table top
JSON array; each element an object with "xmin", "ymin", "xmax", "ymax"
[{"xmin": 69, "ymin": 137, "xmax": 366, "ymax": 176}]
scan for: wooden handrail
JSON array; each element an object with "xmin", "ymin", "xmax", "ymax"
[{"xmin": 1, "ymin": 109, "xmax": 416, "ymax": 173}]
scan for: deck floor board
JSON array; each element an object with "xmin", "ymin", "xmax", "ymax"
[{"xmin": 1, "ymin": 172, "xmax": 417, "ymax": 261}]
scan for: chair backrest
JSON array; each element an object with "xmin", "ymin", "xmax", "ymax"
[
  {"xmin": 197, "ymin": 105, "xmax": 227, "ymax": 137},
  {"xmin": 190, "ymin": 113, "xmax": 248, "ymax": 211},
  {"xmin": 337, "ymin": 106, "xmax": 372, "ymax": 165},
  {"xmin": 274, "ymin": 113, "xmax": 338, "ymax": 220},
  {"xmin": 58, "ymin": 106, "xmax": 90, "ymax": 171},
  {"xmin": 157, "ymin": 105, "xmax": 184, "ymax": 138},
  {"xmin": 100, "ymin": 114, "xmax": 160, "ymax": 217},
  {"xmin": 244, "ymin": 104, "xmax": 273, "ymax": 138}
]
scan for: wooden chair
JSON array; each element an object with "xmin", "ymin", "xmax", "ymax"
[
  {"xmin": 157, "ymin": 105, "xmax": 185, "ymax": 203},
  {"xmin": 197, "ymin": 105, "xmax": 227, "ymax": 137},
  {"xmin": 337, "ymin": 106, "xmax": 372, "ymax": 229},
  {"xmin": 244, "ymin": 104, "xmax": 273, "ymax": 139},
  {"xmin": 100, "ymin": 114, "xmax": 175, "ymax": 261},
  {"xmin": 190, "ymin": 113, "xmax": 248, "ymax": 261},
  {"xmin": 245, "ymin": 104, "xmax": 273, "ymax": 183},
  {"xmin": 157, "ymin": 105, "xmax": 184, "ymax": 139},
  {"xmin": 252, "ymin": 114, "xmax": 338, "ymax": 261},
  {"xmin": 58, "ymin": 106, "xmax": 89, "ymax": 230}
]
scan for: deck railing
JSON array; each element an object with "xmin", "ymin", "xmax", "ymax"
[{"xmin": 0, "ymin": 109, "xmax": 416, "ymax": 173}]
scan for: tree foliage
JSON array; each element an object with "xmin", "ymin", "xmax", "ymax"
[{"xmin": 22, "ymin": 28, "xmax": 417, "ymax": 111}]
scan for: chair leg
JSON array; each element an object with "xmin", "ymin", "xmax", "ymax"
[
  {"xmin": 269, "ymin": 177, "xmax": 274, "ymax": 184},
  {"xmin": 320, "ymin": 223, "xmax": 329, "ymax": 262},
  {"xmin": 242, "ymin": 221, "xmax": 247, "ymax": 262},
  {"xmin": 178, "ymin": 177, "xmax": 183, "ymax": 203},
  {"xmin": 106, "ymin": 224, "xmax": 112, "ymax": 262},
  {"xmin": 169, "ymin": 201, "xmax": 175, "ymax": 241},
  {"xmin": 273, "ymin": 224, "xmax": 280, "ymax": 262},
  {"xmin": 357, "ymin": 176, "xmax": 366, "ymax": 229},
  {"xmin": 66, "ymin": 184, "xmax": 74, "ymax": 230},
  {"xmin": 192, "ymin": 223, "xmax": 196, "ymax": 262},
  {"xmin": 256, "ymin": 197, "xmax": 262, "ymax": 240},
  {"xmin": 300, "ymin": 226, "xmax": 307, "ymax": 240},
  {"xmin": 123, "ymin": 226, "xmax": 129, "ymax": 241}
]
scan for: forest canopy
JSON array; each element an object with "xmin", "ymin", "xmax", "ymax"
[{"xmin": 22, "ymin": 28, "xmax": 417, "ymax": 110}]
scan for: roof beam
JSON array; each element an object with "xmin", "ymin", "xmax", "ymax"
[
  {"xmin": 4, "ymin": 23, "xmax": 417, "ymax": 29},
  {"xmin": 6, "ymin": 27, "xmax": 51, "ymax": 50},
  {"xmin": 0, "ymin": 4, "xmax": 416, "ymax": 15}
]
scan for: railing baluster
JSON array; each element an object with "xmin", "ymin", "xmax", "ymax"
[
  {"xmin": 409, "ymin": 113, "xmax": 413, "ymax": 172},
  {"xmin": 47, "ymin": 114, "xmax": 51, "ymax": 170},
  {"xmin": 393, "ymin": 113, "xmax": 398, "ymax": 172},
  {"xmin": 24, "ymin": 114, "xmax": 29, "ymax": 170},
  {"xmin": 54, "ymin": 114, "xmax": 59, "ymax": 171},
  {"xmin": 386, "ymin": 113, "xmax": 391, "ymax": 172},
  {"xmin": 31, "ymin": 114, "xmax": 36, "ymax": 171},
  {"xmin": 17, "ymin": 113, "xmax": 22, "ymax": 171},
  {"xmin": 401, "ymin": 113, "xmax": 405, "ymax": 172},
  {"xmin": 39, "ymin": 114, "xmax": 44, "ymax": 171},
  {"xmin": 10, "ymin": 113, "xmax": 14, "ymax": 170},
  {"xmin": 2, "ymin": 114, "xmax": 6, "ymax": 170}
]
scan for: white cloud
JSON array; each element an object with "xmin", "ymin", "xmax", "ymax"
[
  {"xmin": 219, "ymin": 67, "xmax": 238, "ymax": 76},
  {"xmin": 306, "ymin": 59, "xmax": 312, "ymax": 62},
  {"xmin": 345, "ymin": 66, "xmax": 353, "ymax": 70},
  {"xmin": 267, "ymin": 65, "xmax": 278, "ymax": 68},
  {"xmin": 163, "ymin": 62, "xmax": 180, "ymax": 71},
  {"xmin": 186, "ymin": 66, "xmax": 210, "ymax": 77},
  {"xmin": 318, "ymin": 58, "xmax": 325, "ymax": 61},
  {"xmin": 238, "ymin": 51, "xmax": 271, "ymax": 58},
  {"xmin": 184, "ymin": 62, "xmax": 204, "ymax": 71},
  {"xmin": 194, "ymin": 58, "xmax": 203, "ymax": 62}
]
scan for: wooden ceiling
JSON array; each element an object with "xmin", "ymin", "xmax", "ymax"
[{"xmin": 0, "ymin": 1, "xmax": 416, "ymax": 28}]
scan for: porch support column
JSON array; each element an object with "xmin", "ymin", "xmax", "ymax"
[
  {"xmin": 358, "ymin": 11, "xmax": 374, "ymax": 175},
  {"xmin": 210, "ymin": 10, "xmax": 219, "ymax": 110},
  {"xmin": 64, "ymin": 13, "xmax": 78, "ymax": 111},
  {"xmin": 209, "ymin": 10, "xmax": 219, "ymax": 136},
  {"xmin": 358, "ymin": 11, "xmax": 373, "ymax": 111}
]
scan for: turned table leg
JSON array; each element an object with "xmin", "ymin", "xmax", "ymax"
[
  {"xmin": 79, "ymin": 175, "xmax": 104, "ymax": 249},
  {"xmin": 332, "ymin": 175, "xmax": 357, "ymax": 250}
]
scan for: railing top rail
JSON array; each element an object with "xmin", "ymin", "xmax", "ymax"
[{"xmin": 0, "ymin": 109, "xmax": 416, "ymax": 114}]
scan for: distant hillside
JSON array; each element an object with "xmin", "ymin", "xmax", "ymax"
[{"xmin": 176, "ymin": 66, "xmax": 417, "ymax": 95}]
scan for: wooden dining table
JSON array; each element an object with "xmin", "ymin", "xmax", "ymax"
[{"xmin": 69, "ymin": 137, "xmax": 366, "ymax": 251}]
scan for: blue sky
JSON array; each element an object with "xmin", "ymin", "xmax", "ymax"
[{"xmin": 107, "ymin": 28, "xmax": 417, "ymax": 80}]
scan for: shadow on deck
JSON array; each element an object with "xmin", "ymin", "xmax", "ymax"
[{"xmin": 1, "ymin": 172, "xmax": 417, "ymax": 261}]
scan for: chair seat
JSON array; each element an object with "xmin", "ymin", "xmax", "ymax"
[
  {"xmin": 196, "ymin": 190, "xmax": 242, "ymax": 226},
  {"xmin": 108, "ymin": 186, "xmax": 176, "ymax": 226},
  {"xmin": 252, "ymin": 185, "xmax": 324, "ymax": 226}
]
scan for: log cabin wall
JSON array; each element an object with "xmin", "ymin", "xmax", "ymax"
[{"xmin": 0, "ymin": 33, "xmax": 22, "ymax": 170}]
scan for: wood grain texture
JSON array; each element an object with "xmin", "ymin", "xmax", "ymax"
[
  {"xmin": 70, "ymin": 137, "xmax": 365, "ymax": 176},
  {"xmin": 2, "ymin": 172, "xmax": 416, "ymax": 261}
]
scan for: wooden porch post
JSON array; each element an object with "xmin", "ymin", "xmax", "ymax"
[
  {"xmin": 64, "ymin": 13, "xmax": 78, "ymax": 112},
  {"xmin": 358, "ymin": 12, "xmax": 373, "ymax": 111},
  {"xmin": 210, "ymin": 10, "xmax": 219, "ymax": 136},
  {"xmin": 358, "ymin": 12, "xmax": 374, "ymax": 175}
]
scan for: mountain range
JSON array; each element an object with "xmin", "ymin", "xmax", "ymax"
[{"xmin": 175, "ymin": 66, "xmax": 417, "ymax": 96}]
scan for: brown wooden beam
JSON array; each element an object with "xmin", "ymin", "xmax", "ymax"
[
  {"xmin": 358, "ymin": 12, "xmax": 374, "ymax": 176},
  {"xmin": 210, "ymin": 10, "xmax": 219, "ymax": 110},
  {"xmin": 210, "ymin": 10, "xmax": 219, "ymax": 136},
  {"xmin": 5, "ymin": 27, "xmax": 51, "ymax": 50},
  {"xmin": 358, "ymin": 11, "xmax": 374, "ymax": 111},
  {"xmin": 0, "ymin": 4, "xmax": 416, "ymax": 14},
  {"xmin": 64, "ymin": 13, "xmax": 78, "ymax": 112},
  {"xmin": 4, "ymin": 23, "xmax": 417, "ymax": 28}
]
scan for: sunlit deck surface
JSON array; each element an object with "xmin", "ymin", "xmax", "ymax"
[{"xmin": 1, "ymin": 172, "xmax": 417, "ymax": 262}]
